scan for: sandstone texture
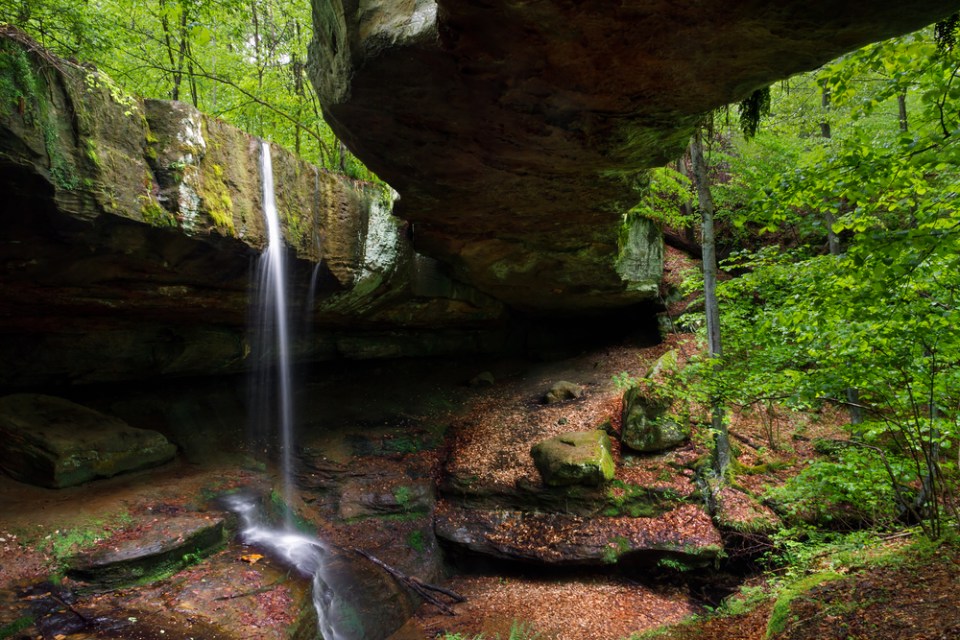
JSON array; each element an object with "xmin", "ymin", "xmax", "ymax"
[
  {"xmin": 0, "ymin": 31, "xmax": 505, "ymax": 386},
  {"xmin": 309, "ymin": 0, "xmax": 956, "ymax": 310},
  {"xmin": 0, "ymin": 394, "xmax": 176, "ymax": 488}
]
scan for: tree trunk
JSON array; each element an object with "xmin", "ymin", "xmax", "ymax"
[
  {"xmin": 898, "ymin": 92, "xmax": 909, "ymax": 132},
  {"xmin": 819, "ymin": 87, "xmax": 832, "ymax": 138},
  {"xmin": 689, "ymin": 127, "xmax": 730, "ymax": 476}
]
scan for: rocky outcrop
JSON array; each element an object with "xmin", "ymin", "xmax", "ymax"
[
  {"xmin": 309, "ymin": 0, "xmax": 956, "ymax": 311},
  {"xmin": 66, "ymin": 515, "xmax": 226, "ymax": 591},
  {"xmin": 621, "ymin": 387, "xmax": 689, "ymax": 453},
  {"xmin": 0, "ymin": 30, "xmax": 505, "ymax": 387},
  {"xmin": 542, "ymin": 380, "xmax": 583, "ymax": 405},
  {"xmin": 0, "ymin": 394, "xmax": 176, "ymax": 488},
  {"xmin": 435, "ymin": 501, "xmax": 722, "ymax": 567}
]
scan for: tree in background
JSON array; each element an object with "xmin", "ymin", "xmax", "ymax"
[
  {"xmin": 0, "ymin": 0, "xmax": 378, "ymax": 179},
  {"xmin": 714, "ymin": 27, "xmax": 960, "ymax": 538}
]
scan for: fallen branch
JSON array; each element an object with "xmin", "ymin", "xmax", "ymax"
[
  {"xmin": 731, "ymin": 432, "xmax": 762, "ymax": 450},
  {"xmin": 350, "ymin": 547, "xmax": 465, "ymax": 615},
  {"xmin": 215, "ymin": 576, "xmax": 288, "ymax": 601}
]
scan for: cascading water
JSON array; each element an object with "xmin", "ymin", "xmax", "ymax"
[
  {"xmin": 253, "ymin": 139, "xmax": 296, "ymax": 515},
  {"xmin": 239, "ymin": 141, "xmax": 353, "ymax": 640}
]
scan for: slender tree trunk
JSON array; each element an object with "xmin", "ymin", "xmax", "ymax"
[
  {"xmin": 819, "ymin": 87, "xmax": 832, "ymax": 138},
  {"xmin": 898, "ymin": 92, "xmax": 909, "ymax": 132},
  {"xmin": 820, "ymin": 87, "xmax": 842, "ymax": 254},
  {"xmin": 676, "ymin": 152, "xmax": 698, "ymax": 246},
  {"xmin": 690, "ymin": 127, "xmax": 730, "ymax": 476},
  {"xmin": 820, "ymin": 86, "xmax": 863, "ymax": 424}
]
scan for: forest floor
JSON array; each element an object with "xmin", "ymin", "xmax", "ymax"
[{"xmin": 2, "ymin": 314, "xmax": 959, "ymax": 639}]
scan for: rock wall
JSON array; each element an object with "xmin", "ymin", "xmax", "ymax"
[
  {"xmin": 308, "ymin": 0, "xmax": 957, "ymax": 311},
  {"xmin": 0, "ymin": 31, "xmax": 505, "ymax": 387}
]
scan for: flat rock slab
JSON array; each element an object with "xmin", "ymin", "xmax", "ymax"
[
  {"xmin": 0, "ymin": 394, "xmax": 176, "ymax": 488},
  {"xmin": 66, "ymin": 514, "xmax": 225, "ymax": 591},
  {"xmin": 435, "ymin": 500, "xmax": 721, "ymax": 566}
]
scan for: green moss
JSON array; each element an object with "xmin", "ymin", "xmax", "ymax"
[
  {"xmin": 602, "ymin": 535, "xmax": 632, "ymax": 564},
  {"xmin": 198, "ymin": 160, "xmax": 236, "ymax": 234},
  {"xmin": 406, "ymin": 530, "xmax": 426, "ymax": 553},
  {"xmin": 603, "ymin": 479, "xmax": 679, "ymax": 518},
  {"xmin": 139, "ymin": 195, "xmax": 177, "ymax": 228},
  {"xmin": 766, "ymin": 572, "xmax": 843, "ymax": 638},
  {"xmin": 85, "ymin": 138, "xmax": 101, "ymax": 168},
  {"xmin": 0, "ymin": 615, "xmax": 33, "ymax": 639}
]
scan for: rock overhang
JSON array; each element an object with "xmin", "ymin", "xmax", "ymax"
[{"xmin": 308, "ymin": 0, "xmax": 960, "ymax": 311}]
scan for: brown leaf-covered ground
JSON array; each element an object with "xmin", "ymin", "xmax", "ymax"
[{"xmin": 3, "ymin": 308, "xmax": 958, "ymax": 640}]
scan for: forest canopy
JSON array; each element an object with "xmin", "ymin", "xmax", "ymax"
[{"xmin": 0, "ymin": 0, "xmax": 378, "ymax": 180}]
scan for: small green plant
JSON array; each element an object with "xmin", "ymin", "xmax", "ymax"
[
  {"xmin": 656, "ymin": 556, "xmax": 695, "ymax": 572},
  {"xmin": 393, "ymin": 485, "xmax": 413, "ymax": 509},
  {"xmin": 613, "ymin": 371, "xmax": 637, "ymax": 390},
  {"xmin": 405, "ymin": 530, "xmax": 425, "ymax": 553},
  {"xmin": 0, "ymin": 615, "xmax": 33, "ymax": 639}
]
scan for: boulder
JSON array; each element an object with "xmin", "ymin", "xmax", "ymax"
[
  {"xmin": 0, "ymin": 394, "xmax": 176, "ymax": 488},
  {"xmin": 468, "ymin": 371, "xmax": 496, "ymax": 387},
  {"xmin": 543, "ymin": 380, "xmax": 583, "ymax": 404},
  {"xmin": 621, "ymin": 386, "xmax": 689, "ymax": 453},
  {"xmin": 66, "ymin": 514, "xmax": 225, "ymax": 591},
  {"xmin": 530, "ymin": 430, "xmax": 614, "ymax": 487}
]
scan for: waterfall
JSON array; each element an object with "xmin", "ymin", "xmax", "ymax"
[
  {"xmin": 253, "ymin": 140, "xmax": 296, "ymax": 516},
  {"xmin": 243, "ymin": 141, "xmax": 349, "ymax": 640}
]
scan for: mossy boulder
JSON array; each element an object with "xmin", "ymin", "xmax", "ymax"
[
  {"xmin": 621, "ymin": 386, "xmax": 689, "ymax": 453},
  {"xmin": 66, "ymin": 514, "xmax": 226, "ymax": 592},
  {"xmin": 531, "ymin": 430, "xmax": 615, "ymax": 487},
  {"xmin": 0, "ymin": 394, "xmax": 176, "ymax": 488},
  {"xmin": 543, "ymin": 380, "xmax": 583, "ymax": 404}
]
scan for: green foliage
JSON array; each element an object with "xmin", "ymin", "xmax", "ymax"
[
  {"xmin": 405, "ymin": 530, "xmax": 426, "ymax": 553},
  {"xmin": 625, "ymin": 166, "xmax": 694, "ymax": 230},
  {"xmin": 737, "ymin": 86, "xmax": 771, "ymax": 139},
  {"xmin": 656, "ymin": 556, "xmax": 696, "ymax": 572},
  {"xmin": 439, "ymin": 621, "xmax": 542, "ymax": 640},
  {"xmin": 670, "ymin": 24, "xmax": 960, "ymax": 539},
  {"xmin": 765, "ymin": 447, "xmax": 911, "ymax": 528},
  {"xmin": 0, "ymin": 616, "xmax": 33, "ymax": 639},
  {"xmin": 1, "ymin": 0, "xmax": 381, "ymax": 179},
  {"xmin": 393, "ymin": 485, "xmax": 412, "ymax": 509}
]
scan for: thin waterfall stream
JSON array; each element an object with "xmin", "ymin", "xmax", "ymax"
[{"xmin": 230, "ymin": 141, "xmax": 348, "ymax": 640}]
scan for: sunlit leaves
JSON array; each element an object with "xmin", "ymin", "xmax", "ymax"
[{"xmin": 0, "ymin": 0, "xmax": 379, "ymax": 178}]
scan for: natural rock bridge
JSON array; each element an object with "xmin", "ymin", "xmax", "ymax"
[{"xmin": 309, "ymin": 0, "xmax": 959, "ymax": 311}]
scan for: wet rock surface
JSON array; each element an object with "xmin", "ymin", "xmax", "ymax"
[{"xmin": 0, "ymin": 394, "xmax": 176, "ymax": 488}]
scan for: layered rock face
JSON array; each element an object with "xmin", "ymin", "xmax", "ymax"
[
  {"xmin": 309, "ymin": 0, "xmax": 957, "ymax": 311},
  {"xmin": 0, "ymin": 32, "xmax": 504, "ymax": 387}
]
